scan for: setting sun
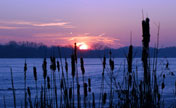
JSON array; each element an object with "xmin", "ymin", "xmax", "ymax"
[{"xmin": 77, "ymin": 42, "xmax": 89, "ymax": 50}]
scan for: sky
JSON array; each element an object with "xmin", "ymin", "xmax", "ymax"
[{"xmin": 0, "ymin": 0, "xmax": 176, "ymax": 49}]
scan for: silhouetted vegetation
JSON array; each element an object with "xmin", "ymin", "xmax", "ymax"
[{"xmin": 2, "ymin": 17, "xmax": 176, "ymax": 108}]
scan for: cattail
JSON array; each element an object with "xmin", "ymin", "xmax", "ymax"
[
  {"xmin": 47, "ymin": 76, "xmax": 50, "ymax": 89},
  {"xmin": 109, "ymin": 59, "xmax": 114, "ymax": 71},
  {"xmin": 103, "ymin": 55, "xmax": 106, "ymax": 69},
  {"xmin": 88, "ymin": 78, "xmax": 91, "ymax": 92},
  {"xmin": 69, "ymin": 87, "xmax": 72, "ymax": 100},
  {"xmin": 42, "ymin": 58, "xmax": 47, "ymax": 79},
  {"xmin": 80, "ymin": 57, "xmax": 85, "ymax": 75},
  {"xmin": 84, "ymin": 83, "xmax": 88, "ymax": 97},
  {"xmin": 60, "ymin": 79, "xmax": 64, "ymax": 89},
  {"xmin": 127, "ymin": 45, "xmax": 133, "ymax": 73},
  {"xmin": 42, "ymin": 58, "xmax": 47, "ymax": 107},
  {"xmin": 109, "ymin": 50, "xmax": 114, "ymax": 71},
  {"xmin": 77, "ymin": 84, "xmax": 81, "ymax": 108},
  {"xmin": 11, "ymin": 68, "xmax": 16, "ymax": 108},
  {"xmin": 24, "ymin": 61, "xmax": 27, "ymax": 108},
  {"xmin": 57, "ymin": 61, "xmax": 60, "ymax": 72},
  {"xmin": 33, "ymin": 67, "xmax": 37, "ymax": 81},
  {"xmin": 142, "ymin": 18, "xmax": 150, "ymax": 85},
  {"xmin": 65, "ymin": 58, "xmax": 68, "ymax": 73},
  {"xmin": 27, "ymin": 87, "xmax": 33, "ymax": 108},
  {"xmin": 166, "ymin": 62, "xmax": 169, "ymax": 69},
  {"xmin": 158, "ymin": 93, "xmax": 160, "ymax": 102},
  {"xmin": 128, "ymin": 74, "xmax": 132, "ymax": 87},
  {"xmin": 24, "ymin": 61, "xmax": 27, "ymax": 72},
  {"xmin": 40, "ymin": 86, "xmax": 44, "ymax": 108},
  {"xmin": 92, "ymin": 93, "xmax": 95, "ymax": 108},
  {"xmin": 77, "ymin": 84, "xmax": 80, "ymax": 95},
  {"xmin": 50, "ymin": 56, "xmax": 56, "ymax": 71},
  {"xmin": 74, "ymin": 43, "xmax": 77, "ymax": 63},
  {"xmin": 64, "ymin": 89, "xmax": 68, "ymax": 97},
  {"xmin": 163, "ymin": 74, "xmax": 165, "ymax": 79},
  {"xmin": 27, "ymin": 87, "xmax": 31, "ymax": 97},
  {"xmin": 132, "ymin": 85, "xmax": 136, "ymax": 97},
  {"xmin": 71, "ymin": 54, "xmax": 75, "ymax": 77},
  {"xmin": 175, "ymin": 80, "xmax": 176, "ymax": 95},
  {"xmin": 161, "ymin": 82, "xmax": 165, "ymax": 89},
  {"xmin": 102, "ymin": 93, "xmax": 107, "ymax": 105}
]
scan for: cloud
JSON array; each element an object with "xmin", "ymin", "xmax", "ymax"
[
  {"xmin": 32, "ymin": 32, "xmax": 122, "ymax": 48},
  {"xmin": 0, "ymin": 20, "xmax": 74, "ymax": 29},
  {"xmin": 66, "ymin": 33, "xmax": 121, "ymax": 48},
  {"xmin": 0, "ymin": 26, "xmax": 21, "ymax": 30}
]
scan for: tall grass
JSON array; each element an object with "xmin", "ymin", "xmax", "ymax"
[{"xmin": 7, "ymin": 17, "xmax": 176, "ymax": 108}]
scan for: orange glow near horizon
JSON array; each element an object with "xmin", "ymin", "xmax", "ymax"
[{"xmin": 77, "ymin": 42, "xmax": 89, "ymax": 50}]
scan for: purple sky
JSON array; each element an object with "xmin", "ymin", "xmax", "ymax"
[{"xmin": 0, "ymin": 0, "xmax": 176, "ymax": 48}]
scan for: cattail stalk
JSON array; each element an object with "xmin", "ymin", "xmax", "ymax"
[
  {"xmin": 65, "ymin": 58, "xmax": 69, "ymax": 87},
  {"xmin": 109, "ymin": 50, "xmax": 114, "ymax": 107},
  {"xmin": 33, "ymin": 66, "xmax": 38, "ymax": 108},
  {"xmin": 24, "ymin": 61, "xmax": 27, "ymax": 108},
  {"xmin": 47, "ymin": 76, "xmax": 51, "ymax": 103},
  {"xmin": 11, "ymin": 68, "xmax": 16, "ymax": 108},
  {"xmin": 50, "ymin": 56, "xmax": 58, "ymax": 108},
  {"xmin": 42, "ymin": 58, "xmax": 47, "ymax": 108},
  {"xmin": 71, "ymin": 54, "xmax": 75, "ymax": 107},
  {"xmin": 81, "ymin": 57, "xmax": 85, "ymax": 84},
  {"xmin": 27, "ymin": 87, "xmax": 33, "ymax": 108},
  {"xmin": 99, "ymin": 55, "xmax": 106, "ymax": 107},
  {"xmin": 92, "ymin": 93, "xmax": 95, "ymax": 108},
  {"xmin": 142, "ymin": 18, "xmax": 151, "ymax": 86}
]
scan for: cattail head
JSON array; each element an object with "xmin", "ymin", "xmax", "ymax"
[
  {"xmin": 109, "ymin": 51, "xmax": 114, "ymax": 71},
  {"xmin": 84, "ymin": 83, "xmax": 88, "ymax": 97},
  {"xmin": 50, "ymin": 56, "xmax": 56, "ymax": 71},
  {"xmin": 102, "ymin": 93, "xmax": 107, "ymax": 105},
  {"xmin": 71, "ymin": 54, "xmax": 75, "ymax": 77},
  {"xmin": 80, "ymin": 57, "xmax": 85, "ymax": 75},
  {"xmin": 60, "ymin": 79, "xmax": 63, "ymax": 89},
  {"xmin": 163, "ymin": 74, "xmax": 165, "ymax": 79},
  {"xmin": 88, "ymin": 78, "xmax": 91, "ymax": 92},
  {"xmin": 166, "ymin": 62, "xmax": 169, "ymax": 69},
  {"xmin": 27, "ymin": 87, "xmax": 31, "ymax": 97},
  {"xmin": 161, "ymin": 82, "xmax": 165, "ymax": 90},
  {"xmin": 103, "ymin": 55, "xmax": 106, "ymax": 69},
  {"xmin": 74, "ymin": 43, "xmax": 77, "ymax": 63},
  {"xmin": 42, "ymin": 58, "xmax": 47, "ymax": 79},
  {"xmin": 57, "ymin": 61, "xmax": 60, "ymax": 72},
  {"xmin": 47, "ymin": 76, "xmax": 50, "ymax": 89},
  {"xmin": 109, "ymin": 59, "xmax": 114, "ymax": 71},
  {"xmin": 127, "ymin": 45, "xmax": 133, "ymax": 73},
  {"xmin": 24, "ymin": 61, "xmax": 27, "ymax": 72},
  {"xmin": 33, "ymin": 66, "xmax": 37, "ymax": 81},
  {"xmin": 65, "ymin": 58, "xmax": 68, "ymax": 73},
  {"xmin": 175, "ymin": 80, "xmax": 176, "ymax": 95}
]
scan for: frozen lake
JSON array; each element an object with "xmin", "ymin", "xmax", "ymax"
[{"xmin": 0, "ymin": 58, "xmax": 175, "ymax": 107}]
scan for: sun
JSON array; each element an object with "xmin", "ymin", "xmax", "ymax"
[{"xmin": 77, "ymin": 42, "xmax": 89, "ymax": 50}]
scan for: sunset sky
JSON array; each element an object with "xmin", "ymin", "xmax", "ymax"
[{"xmin": 0, "ymin": 0, "xmax": 176, "ymax": 48}]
